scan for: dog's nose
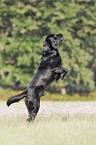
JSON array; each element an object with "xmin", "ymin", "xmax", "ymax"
[{"xmin": 59, "ymin": 33, "xmax": 63, "ymax": 37}]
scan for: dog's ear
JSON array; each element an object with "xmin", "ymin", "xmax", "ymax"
[{"xmin": 43, "ymin": 34, "xmax": 55, "ymax": 50}]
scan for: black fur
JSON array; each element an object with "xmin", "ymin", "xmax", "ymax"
[{"xmin": 7, "ymin": 33, "xmax": 68, "ymax": 122}]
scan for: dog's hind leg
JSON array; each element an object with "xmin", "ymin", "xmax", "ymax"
[{"xmin": 25, "ymin": 96, "xmax": 40, "ymax": 122}]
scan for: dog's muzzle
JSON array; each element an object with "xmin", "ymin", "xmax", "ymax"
[{"xmin": 57, "ymin": 33, "xmax": 64, "ymax": 41}]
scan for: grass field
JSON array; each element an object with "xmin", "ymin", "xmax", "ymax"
[{"xmin": 0, "ymin": 101, "xmax": 96, "ymax": 145}]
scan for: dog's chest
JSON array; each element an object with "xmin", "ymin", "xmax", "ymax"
[{"xmin": 51, "ymin": 56, "xmax": 62, "ymax": 68}]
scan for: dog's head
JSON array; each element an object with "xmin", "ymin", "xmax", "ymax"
[{"xmin": 43, "ymin": 33, "xmax": 64, "ymax": 50}]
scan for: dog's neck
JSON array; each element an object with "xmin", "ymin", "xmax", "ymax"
[{"xmin": 43, "ymin": 42, "xmax": 58, "ymax": 51}]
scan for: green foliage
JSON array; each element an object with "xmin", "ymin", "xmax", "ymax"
[{"xmin": 0, "ymin": 0, "xmax": 95, "ymax": 92}]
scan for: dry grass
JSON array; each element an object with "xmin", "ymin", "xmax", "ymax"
[{"xmin": 0, "ymin": 101, "xmax": 96, "ymax": 145}]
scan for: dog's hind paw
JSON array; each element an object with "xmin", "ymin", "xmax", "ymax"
[
  {"xmin": 39, "ymin": 91, "xmax": 46, "ymax": 97},
  {"xmin": 26, "ymin": 117, "xmax": 34, "ymax": 122},
  {"xmin": 42, "ymin": 92, "xmax": 46, "ymax": 96}
]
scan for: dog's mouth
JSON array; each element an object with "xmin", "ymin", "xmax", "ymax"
[{"xmin": 56, "ymin": 33, "xmax": 64, "ymax": 41}]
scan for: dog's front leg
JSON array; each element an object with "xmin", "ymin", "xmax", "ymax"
[{"xmin": 52, "ymin": 67, "xmax": 68, "ymax": 80}]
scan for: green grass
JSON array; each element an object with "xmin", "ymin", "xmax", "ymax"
[{"xmin": 0, "ymin": 101, "xmax": 96, "ymax": 145}]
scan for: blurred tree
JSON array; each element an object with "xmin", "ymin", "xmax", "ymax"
[{"xmin": 0, "ymin": 0, "xmax": 95, "ymax": 92}]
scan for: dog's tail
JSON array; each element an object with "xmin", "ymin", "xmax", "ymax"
[{"xmin": 7, "ymin": 91, "xmax": 27, "ymax": 106}]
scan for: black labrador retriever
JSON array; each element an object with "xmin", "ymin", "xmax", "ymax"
[{"xmin": 7, "ymin": 33, "xmax": 68, "ymax": 122}]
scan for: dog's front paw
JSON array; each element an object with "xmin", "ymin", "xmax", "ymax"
[
  {"xmin": 61, "ymin": 70, "xmax": 68, "ymax": 80},
  {"xmin": 55, "ymin": 74, "xmax": 61, "ymax": 81}
]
